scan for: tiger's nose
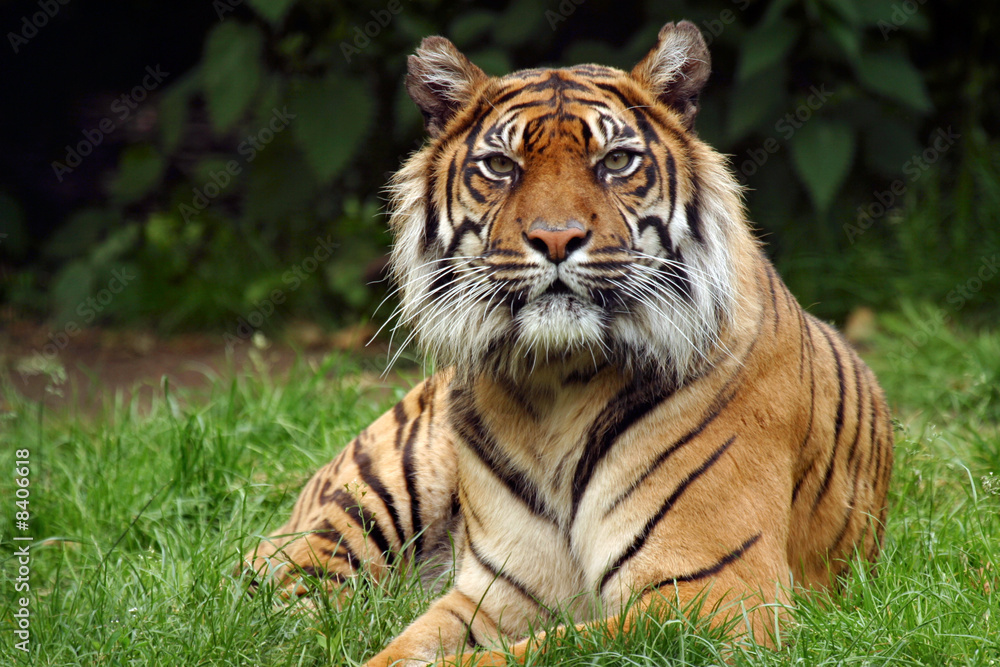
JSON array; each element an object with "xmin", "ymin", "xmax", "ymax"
[{"xmin": 525, "ymin": 219, "xmax": 588, "ymax": 263}]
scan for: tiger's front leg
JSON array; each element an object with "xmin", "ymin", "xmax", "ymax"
[
  {"xmin": 363, "ymin": 589, "xmax": 501, "ymax": 667},
  {"xmin": 239, "ymin": 373, "xmax": 460, "ymax": 602},
  {"xmin": 364, "ymin": 555, "xmax": 791, "ymax": 667},
  {"xmin": 364, "ymin": 525, "xmax": 791, "ymax": 666}
]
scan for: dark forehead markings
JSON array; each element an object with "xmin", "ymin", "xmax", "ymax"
[
  {"xmin": 579, "ymin": 119, "xmax": 592, "ymax": 151},
  {"xmin": 492, "ymin": 71, "xmax": 595, "ymax": 107},
  {"xmin": 565, "ymin": 64, "xmax": 620, "ymax": 78}
]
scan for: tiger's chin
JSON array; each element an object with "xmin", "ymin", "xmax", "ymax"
[{"xmin": 515, "ymin": 293, "xmax": 607, "ymax": 356}]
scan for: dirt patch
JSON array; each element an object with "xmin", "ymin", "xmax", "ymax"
[{"xmin": 0, "ymin": 319, "xmax": 390, "ymax": 417}]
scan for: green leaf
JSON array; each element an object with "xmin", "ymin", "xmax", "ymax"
[
  {"xmin": 449, "ymin": 10, "xmax": 497, "ymax": 48},
  {"xmin": 158, "ymin": 75, "xmax": 197, "ymax": 154},
  {"xmin": 737, "ymin": 18, "xmax": 799, "ymax": 82},
  {"xmin": 290, "ymin": 76, "xmax": 374, "ymax": 182},
  {"xmin": 493, "ymin": 0, "xmax": 547, "ymax": 48},
  {"xmin": 821, "ymin": 0, "xmax": 861, "ymax": 26},
  {"xmin": 726, "ymin": 68, "xmax": 786, "ymax": 144},
  {"xmin": 856, "ymin": 52, "xmax": 932, "ymax": 113},
  {"xmin": 51, "ymin": 259, "xmax": 96, "ymax": 326},
  {"xmin": 760, "ymin": 0, "xmax": 797, "ymax": 27},
  {"xmin": 789, "ymin": 119, "xmax": 855, "ymax": 213},
  {"xmin": 854, "ymin": 0, "xmax": 898, "ymax": 25},
  {"xmin": 736, "ymin": 19, "xmax": 799, "ymax": 81},
  {"xmin": 202, "ymin": 22, "xmax": 264, "ymax": 133},
  {"xmin": 44, "ymin": 208, "xmax": 118, "ymax": 259},
  {"xmin": 244, "ymin": 0, "xmax": 296, "ymax": 24},
  {"xmin": 108, "ymin": 145, "xmax": 165, "ymax": 205},
  {"xmin": 823, "ymin": 14, "xmax": 861, "ymax": 63},
  {"xmin": 91, "ymin": 224, "xmax": 140, "ymax": 267}
]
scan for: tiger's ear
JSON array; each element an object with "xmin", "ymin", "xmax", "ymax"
[
  {"xmin": 631, "ymin": 21, "xmax": 711, "ymax": 129},
  {"xmin": 406, "ymin": 36, "xmax": 488, "ymax": 138}
]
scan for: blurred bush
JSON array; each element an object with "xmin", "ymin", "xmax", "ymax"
[{"xmin": 0, "ymin": 0, "xmax": 996, "ymax": 332}]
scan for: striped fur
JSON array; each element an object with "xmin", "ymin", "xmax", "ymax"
[{"xmin": 241, "ymin": 21, "xmax": 893, "ymax": 665}]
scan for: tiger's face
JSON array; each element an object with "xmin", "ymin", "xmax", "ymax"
[{"xmin": 390, "ymin": 23, "xmax": 746, "ymax": 381}]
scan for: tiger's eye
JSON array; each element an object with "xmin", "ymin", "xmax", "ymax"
[
  {"xmin": 488, "ymin": 155, "xmax": 515, "ymax": 174},
  {"xmin": 602, "ymin": 150, "xmax": 633, "ymax": 172}
]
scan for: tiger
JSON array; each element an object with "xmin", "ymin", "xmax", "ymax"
[{"xmin": 240, "ymin": 20, "xmax": 894, "ymax": 666}]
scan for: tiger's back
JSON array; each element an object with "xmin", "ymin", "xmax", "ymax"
[{"xmin": 242, "ymin": 21, "xmax": 893, "ymax": 665}]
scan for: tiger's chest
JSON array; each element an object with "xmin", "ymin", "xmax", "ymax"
[{"xmin": 447, "ymin": 368, "xmax": 711, "ymax": 626}]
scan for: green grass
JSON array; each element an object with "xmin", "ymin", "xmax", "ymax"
[{"xmin": 1, "ymin": 317, "xmax": 998, "ymax": 666}]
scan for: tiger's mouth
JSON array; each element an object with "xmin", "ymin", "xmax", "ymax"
[{"xmin": 543, "ymin": 279, "xmax": 573, "ymax": 296}]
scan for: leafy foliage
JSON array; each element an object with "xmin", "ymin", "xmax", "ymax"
[{"xmin": 0, "ymin": 0, "xmax": 995, "ymax": 330}]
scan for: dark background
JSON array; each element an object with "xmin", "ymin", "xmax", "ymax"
[{"xmin": 0, "ymin": 0, "xmax": 997, "ymax": 339}]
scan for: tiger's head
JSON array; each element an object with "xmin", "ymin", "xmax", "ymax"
[{"xmin": 388, "ymin": 21, "xmax": 752, "ymax": 383}]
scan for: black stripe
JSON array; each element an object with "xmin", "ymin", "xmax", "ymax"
[
  {"xmin": 831, "ymin": 372, "xmax": 868, "ymax": 555},
  {"xmin": 791, "ymin": 317, "xmax": 819, "ymax": 503},
  {"xmin": 449, "ymin": 610, "xmax": 481, "ymax": 650},
  {"xmin": 765, "ymin": 264, "xmax": 780, "ymax": 335},
  {"xmin": 605, "ymin": 383, "xmax": 737, "ymax": 513},
  {"xmin": 593, "ymin": 82, "xmax": 639, "ymax": 117},
  {"xmin": 630, "ymin": 221, "xmax": 693, "ymax": 300},
  {"xmin": 401, "ymin": 409, "xmax": 425, "ymax": 560},
  {"xmin": 571, "ymin": 373, "xmax": 676, "ymax": 518},
  {"xmin": 317, "ymin": 478, "xmax": 337, "ymax": 505},
  {"xmin": 392, "ymin": 402, "xmax": 407, "ymax": 450},
  {"xmin": 685, "ymin": 178, "xmax": 706, "ymax": 245},
  {"xmin": 607, "ymin": 303, "xmax": 769, "ymax": 513},
  {"xmin": 811, "ymin": 326, "xmax": 847, "ymax": 513},
  {"xmin": 630, "ymin": 160, "xmax": 658, "ymax": 199},
  {"xmin": 579, "ymin": 116, "xmax": 593, "ymax": 151},
  {"xmin": 445, "ymin": 156, "xmax": 457, "ymax": 229},
  {"xmin": 665, "ymin": 151, "xmax": 678, "ymax": 228},
  {"xmin": 445, "ymin": 216, "xmax": 486, "ymax": 257},
  {"xmin": 354, "ymin": 443, "xmax": 408, "ymax": 552},
  {"xmin": 793, "ymin": 286, "xmax": 808, "ymax": 380},
  {"xmin": 468, "ymin": 539, "xmax": 550, "ymax": 614},
  {"xmin": 315, "ymin": 519, "xmax": 360, "ymax": 569},
  {"xmin": 637, "ymin": 215, "xmax": 670, "ymax": 251},
  {"xmin": 451, "ymin": 386, "xmax": 558, "ymax": 523},
  {"xmin": 601, "ymin": 435, "xmax": 737, "ymax": 592},
  {"xmin": 462, "ymin": 165, "xmax": 488, "ymax": 204},
  {"xmin": 650, "ymin": 533, "xmax": 762, "ymax": 589},
  {"xmin": 329, "ymin": 489, "xmax": 395, "ymax": 565},
  {"xmin": 870, "ymin": 394, "xmax": 885, "ymax": 497},
  {"xmin": 423, "ymin": 174, "xmax": 440, "ymax": 251},
  {"xmin": 844, "ymin": 357, "xmax": 867, "ymax": 471}
]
